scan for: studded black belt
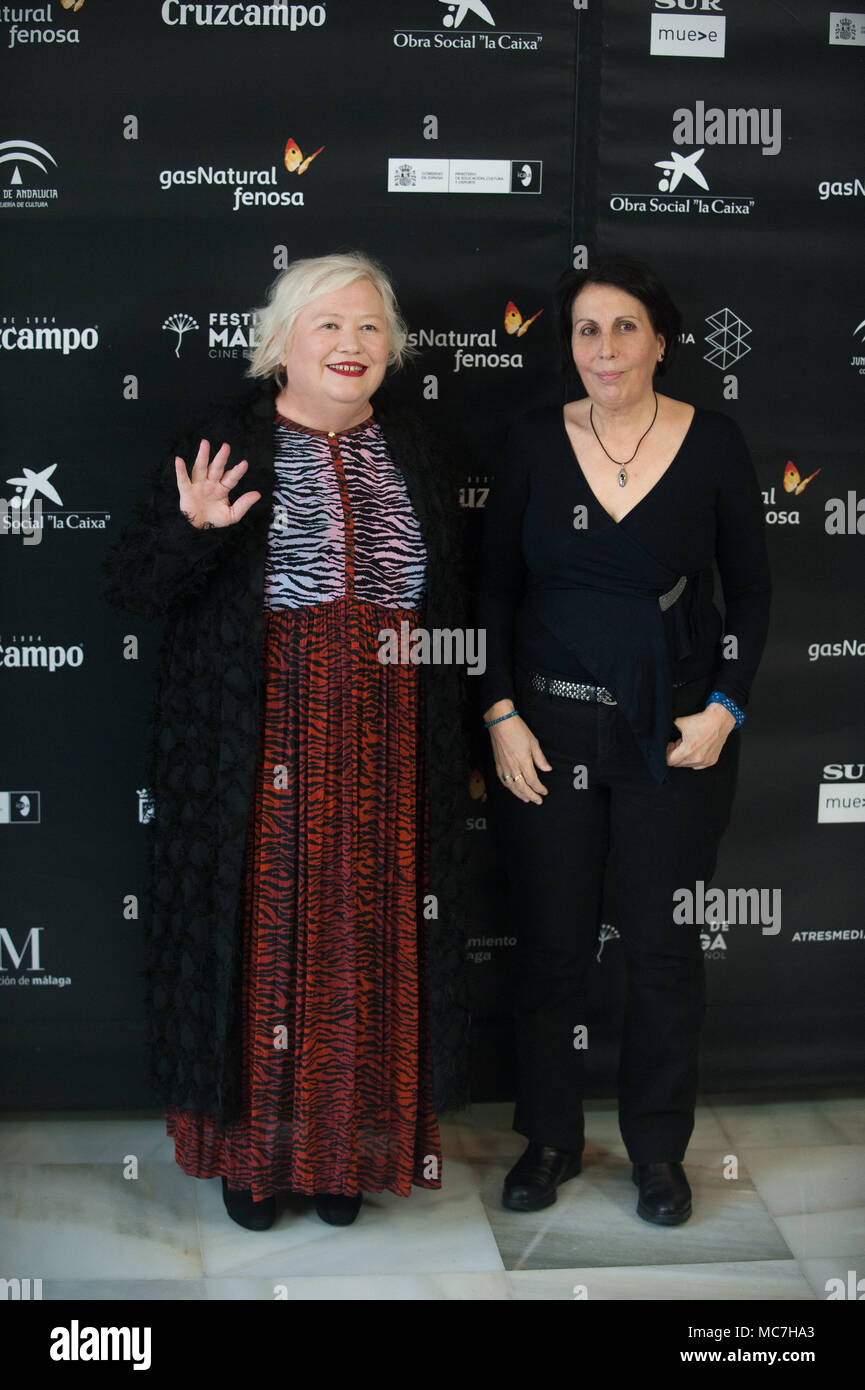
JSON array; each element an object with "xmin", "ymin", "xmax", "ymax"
[{"xmin": 528, "ymin": 672, "xmax": 618, "ymax": 704}]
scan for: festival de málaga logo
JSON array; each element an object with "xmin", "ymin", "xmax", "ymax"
[
  {"xmin": 162, "ymin": 314, "xmax": 199, "ymax": 357},
  {"xmin": 161, "ymin": 308, "xmax": 260, "ymax": 359}
]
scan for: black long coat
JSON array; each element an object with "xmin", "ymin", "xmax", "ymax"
[{"xmin": 102, "ymin": 380, "xmax": 471, "ymax": 1123}]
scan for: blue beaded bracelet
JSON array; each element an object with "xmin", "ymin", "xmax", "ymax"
[
  {"xmin": 485, "ymin": 709, "xmax": 519, "ymax": 728},
  {"xmin": 706, "ymin": 691, "xmax": 745, "ymax": 728}
]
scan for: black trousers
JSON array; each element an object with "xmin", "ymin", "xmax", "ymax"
[{"xmin": 489, "ymin": 666, "xmax": 740, "ymax": 1164}]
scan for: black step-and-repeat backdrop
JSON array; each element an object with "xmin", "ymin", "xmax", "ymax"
[{"xmin": 1, "ymin": 2, "xmax": 862, "ymax": 1108}]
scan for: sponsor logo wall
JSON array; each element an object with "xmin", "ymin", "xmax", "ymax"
[{"xmin": 1, "ymin": 0, "xmax": 862, "ymax": 1106}]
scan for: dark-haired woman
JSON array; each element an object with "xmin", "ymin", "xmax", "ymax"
[{"xmin": 476, "ymin": 255, "xmax": 770, "ymax": 1225}]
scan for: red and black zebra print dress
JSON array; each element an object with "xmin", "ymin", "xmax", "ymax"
[{"xmin": 166, "ymin": 412, "xmax": 442, "ymax": 1200}]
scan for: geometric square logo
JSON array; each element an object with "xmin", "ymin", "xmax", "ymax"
[{"xmin": 704, "ymin": 307, "xmax": 752, "ymax": 369}]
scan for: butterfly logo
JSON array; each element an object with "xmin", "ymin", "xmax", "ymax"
[
  {"xmin": 468, "ymin": 769, "xmax": 487, "ymax": 803},
  {"xmin": 783, "ymin": 460, "xmax": 821, "ymax": 496},
  {"xmin": 59, "ymin": 0, "xmax": 85, "ymax": 9},
  {"xmin": 284, "ymin": 138, "xmax": 324, "ymax": 175},
  {"xmin": 504, "ymin": 301, "xmax": 543, "ymax": 337}
]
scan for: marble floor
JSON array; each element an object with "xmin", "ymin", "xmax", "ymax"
[{"xmin": 1, "ymin": 1091, "xmax": 863, "ymax": 1301}]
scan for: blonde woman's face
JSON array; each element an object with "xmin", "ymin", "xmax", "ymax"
[{"xmin": 280, "ymin": 278, "xmax": 390, "ymax": 416}]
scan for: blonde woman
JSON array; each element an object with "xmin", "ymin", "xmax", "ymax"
[{"xmin": 104, "ymin": 252, "xmax": 468, "ymax": 1230}]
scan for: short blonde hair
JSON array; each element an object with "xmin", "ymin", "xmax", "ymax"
[{"xmin": 246, "ymin": 251, "xmax": 410, "ymax": 380}]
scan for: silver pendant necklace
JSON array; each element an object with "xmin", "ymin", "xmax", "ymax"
[{"xmin": 589, "ymin": 392, "xmax": 659, "ymax": 487}]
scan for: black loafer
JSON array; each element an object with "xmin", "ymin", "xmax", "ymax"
[
  {"xmin": 502, "ymin": 1141, "xmax": 582, "ymax": 1212},
  {"xmin": 632, "ymin": 1162, "xmax": 692, "ymax": 1225},
  {"xmin": 221, "ymin": 1177, "xmax": 277, "ymax": 1231},
  {"xmin": 314, "ymin": 1192, "xmax": 363, "ymax": 1226}
]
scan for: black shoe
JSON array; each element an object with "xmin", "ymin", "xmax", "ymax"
[
  {"xmin": 221, "ymin": 1177, "xmax": 277, "ymax": 1231},
  {"xmin": 314, "ymin": 1193, "xmax": 363, "ymax": 1226},
  {"xmin": 502, "ymin": 1141, "xmax": 582, "ymax": 1212},
  {"xmin": 632, "ymin": 1162, "xmax": 692, "ymax": 1225}
]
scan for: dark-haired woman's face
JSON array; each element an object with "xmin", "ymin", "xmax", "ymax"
[{"xmin": 570, "ymin": 283, "xmax": 664, "ymax": 408}]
